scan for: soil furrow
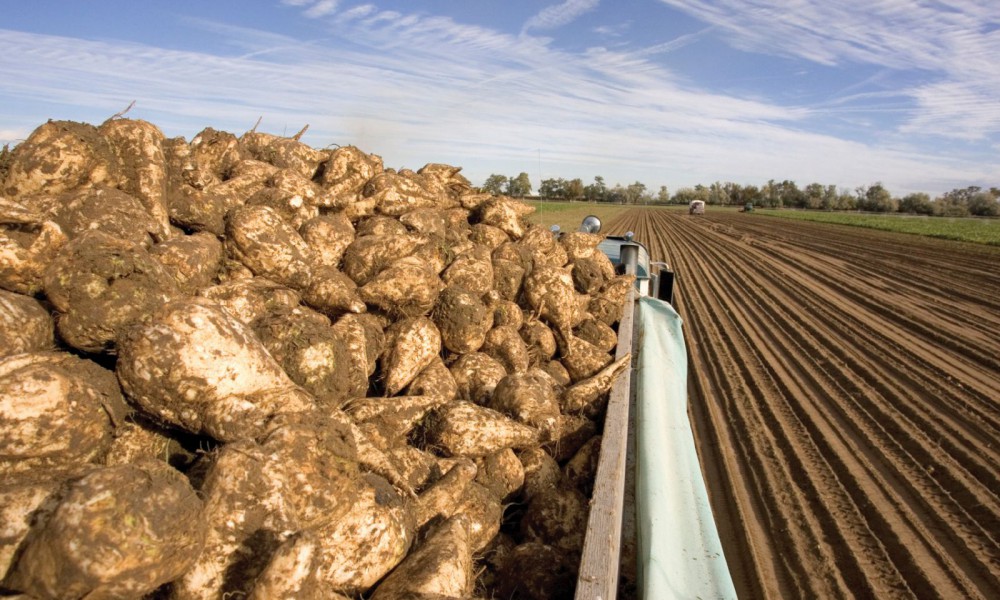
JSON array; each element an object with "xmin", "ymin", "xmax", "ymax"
[
  {"xmin": 623, "ymin": 213, "xmax": 899, "ymax": 597},
  {"xmin": 604, "ymin": 208, "xmax": 1000, "ymax": 599},
  {"xmin": 672, "ymin": 233, "xmax": 858, "ymax": 597},
  {"xmin": 672, "ymin": 211, "xmax": 989, "ymax": 584},
  {"xmin": 665, "ymin": 215, "xmax": 952, "ymax": 598},
  {"xmin": 707, "ymin": 234, "xmax": 999, "ymax": 596},
  {"xmin": 628, "ymin": 214, "xmax": 843, "ymax": 595},
  {"xmin": 708, "ymin": 221, "xmax": 1000, "ymax": 506}
]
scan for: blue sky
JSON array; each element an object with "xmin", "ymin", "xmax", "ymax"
[{"xmin": 1, "ymin": 0, "xmax": 998, "ymax": 196}]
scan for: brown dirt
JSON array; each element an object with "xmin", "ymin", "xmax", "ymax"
[{"xmin": 606, "ymin": 207, "xmax": 1000, "ymax": 600}]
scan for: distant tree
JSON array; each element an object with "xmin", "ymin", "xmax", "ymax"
[
  {"xmin": 804, "ymin": 182, "xmax": 826, "ymax": 210},
  {"xmin": 707, "ymin": 181, "xmax": 729, "ymax": 205},
  {"xmin": 967, "ymin": 191, "xmax": 999, "ymax": 216},
  {"xmin": 672, "ymin": 188, "xmax": 692, "ymax": 204},
  {"xmin": 856, "ymin": 182, "xmax": 896, "ymax": 212},
  {"xmin": 935, "ymin": 187, "xmax": 971, "ymax": 216},
  {"xmin": 873, "ymin": 184, "xmax": 897, "ymax": 212},
  {"xmin": 934, "ymin": 197, "xmax": 969, "ymax": 217},
  {"xmin": 625, "ymin": 181, "xmax": 647, "ymax": 204},
  {"xmin": 583, "ymin": 175, "xmax": 608, "ymax": 202},
  {"xmin": 720, "ymin": 182, "xmax": 747, "ymax": 206},
  {"xmin": 835, "ymin": 188, "xmax": 856, "ymax": 210},
  {"xmin": 539, "ymin": 178, "xmax": 566, "ymax": 199},
  {"xmin": 507, "ymin": 172, "xmax": 532, "ymax": 197},
  {"xmin": 821, "ymin": 185, "xmax": 839, "ymax": 210},
  {"xmin": 941, "ymin": 186, "xmax": 981, "ymax": 204},
  {"xmin": 939, "ymin": 186, "xmax": 998, "ymax": 216},
  {"xmin": 760, "ymin": 179, "xmax": 782, "ymax": 208},
  {"xmin": 898, "ymin": 192, "xmax": 934, "ymax": 215},
  {"xmin": 740, "ymin": 184, "xmax": 763, "ymax": 206},
  {"xmin": 672, "ymin": 186, "xmax": 710, "ymax": 204},
  {"xmin": 775, "ymin": 180, "xmax": 805, "ymax": 208},
  {"xmin": 584, "ymin": 176, "xmax": 607, "ymax": 202},
  {"xmin": 606, "ymin": 184, "xmax": 627, "ymax": 204},
  {"xmin": 566, "ymin": 178, "xmax": 585, "ymax": 200},
  {"xmin": 657, "ymin": 185, "xmax": 670, "ymax": 204},
  {"xmin": 482, "ymin": 174, "xmax": 508, "ymax": 195}
]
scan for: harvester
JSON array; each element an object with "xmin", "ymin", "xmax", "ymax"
[{"xmin": 571, "ymin": 216, "xmax": 736, "ymax": 600}]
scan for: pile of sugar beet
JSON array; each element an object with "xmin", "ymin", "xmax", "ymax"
[{"xmin": 0, "ymin": 117, "xmax": 635, "ymax": 600}]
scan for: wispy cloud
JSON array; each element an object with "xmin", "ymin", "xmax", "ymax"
[
  {"xmin": 658, "ymin": 0, "xmax": 958, "ymax": 67},
  {"xmin": 593, "ymin": 21, "xmax": 630, "ymax": 38},
  {"xmin": 656, "ymin": 0, "xmax": 1000, "ymax": 140},
  {"xmin": 523, "ymin": 0, "xmax": 600, "ymax": 33},
  {"xmin": 337, "ymin": 4, "xmax": 376, "ymax": 22},
  {"xmin": 0, "ymin": 0, "xmax": 996, "ymax": 196},
  {"xmin": 634, "ymin": 27, "xmax": 713, "ymax": 58},
  {"xmin": 903, "ymin": 79, "xmax": 1000, "ymax": 139},
  {"xmin": 304, "ymin": 0, "xmax": 339, "ymax": 19}
]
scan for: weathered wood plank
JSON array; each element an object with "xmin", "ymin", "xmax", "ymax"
[
  {"xmin": 575, "ymin": 289, "xmax": 636, "ymax": 600},
  {"xmin": 618, "ymin": 340, "xmax": 640, "ymax": 595}
]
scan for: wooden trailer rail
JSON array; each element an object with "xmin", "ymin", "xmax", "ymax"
[{"xmin": 575, "ymin": 287, "xmax": 636, "ymax": 600}]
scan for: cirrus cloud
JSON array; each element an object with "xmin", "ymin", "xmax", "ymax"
[{"xmin": 523, "ymin": 0, "xmax": 600, "ymax": 33}]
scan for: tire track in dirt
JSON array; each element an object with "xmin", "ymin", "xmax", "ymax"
[
  {"xmin": 731, "ymin": 219, "xmax": 1000, "ymax": 311},
  {"xmin": 659, "ymin": 218, "xmax": 921, "ymax": 598},
  {"xmin": 710, "ymin": 218, "xmax": 1000, "ymax": 497},
  {"xmin": 605, "ymin": 208, "xmax": 1000, "ymax": 599},
  {"xmin": 617, "ymin": 212, "xmax": 878, "ymax": 597},
  {"xmin": 676, "ymin": 211, "xmax": 996, "ymax": 596},
  {"xmin": 729, "ymin": 219, "xmax": 1000, "ymax": 381},
  {"xmin": 632, "ymin": 213, "xmax": 1000, "ymax": 596}
]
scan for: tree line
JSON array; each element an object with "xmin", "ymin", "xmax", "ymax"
[
  {"xmin": 482, "ymin": 173, "xmax": 669, "ymax": 206},
  {"xmin": 481, "ymin": 173, "xmax": 1000, "ymax": 218}
]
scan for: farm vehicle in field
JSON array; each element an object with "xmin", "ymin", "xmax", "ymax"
[
  {"xmin": 689, "ymin": 200, "xmax": 706, "ymax": 215},
  {"xmin": 568, "ymin": 216, "xmax": 737, "ymax": 600}
]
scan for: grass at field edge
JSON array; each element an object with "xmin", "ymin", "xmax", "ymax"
[
  {"xmin": 754, "ymin": 209, "xmax": 1000, "ymax": 246},
  {"xmin": 524, "ymin": 200, "xmax": 1000, "ymax": 246}
]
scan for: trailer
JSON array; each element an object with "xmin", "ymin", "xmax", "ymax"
[
  {"xmin": 572, "ymin": 216, "xmax": 736, "ymax": 600},
  {"xmin": 578, "ymin": 215, "xmax": 674, "ymax": 304}
]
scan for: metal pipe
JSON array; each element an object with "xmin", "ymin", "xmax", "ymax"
[{"xmin": 621, "ymin": 243, "xmax": 639, "ymax": 276}]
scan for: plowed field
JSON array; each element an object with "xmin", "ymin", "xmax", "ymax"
[{"xmin": 604, "ymin": 208, "xmax": 1000, "ymax": 600}]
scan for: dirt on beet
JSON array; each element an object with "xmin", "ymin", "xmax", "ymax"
[{"xmin": 0, "ymin": 117, "xmax": 642, "ymax": 599}]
